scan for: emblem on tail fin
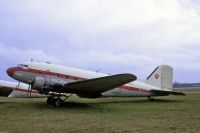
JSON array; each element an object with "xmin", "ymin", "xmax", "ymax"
[{"xmin": 155, "ymin": 74, "xmax": 159, "ymax": 79}]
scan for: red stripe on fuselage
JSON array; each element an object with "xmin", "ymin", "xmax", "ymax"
[
  {"xmin": 15, "ymin": 67, "xmax": 151, "ymax": 94},
  {"xmin": 15, "ymin": 88, "xmax": 39, "ymax": 94},
  {"xmin": 15, "ymin": 67, "xmax": 85, "ymax": 81},
  {"xmin": 120, "ymin": 86, "xmax": 151, "ymax": 93}
]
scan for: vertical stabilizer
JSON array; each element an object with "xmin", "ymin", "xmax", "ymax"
[{"xmin": 146, "ymin": 65, "xmax": 173, "ymax": 91}]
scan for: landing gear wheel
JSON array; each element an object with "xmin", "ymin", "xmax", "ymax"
[
  {"xmin": 46, "ymin": 93, "xmax": 72, "ymax": 107},
  {"xmin": 47, "ymin": 97, "xmax": 55, "ymax": 105},
  {"xmin": 147, "ymin": 97, "xmax": 155, "ymax": 101},
  {"xmin": 53, "ymin": 98, "xmax": 63, "ymax": 107}
]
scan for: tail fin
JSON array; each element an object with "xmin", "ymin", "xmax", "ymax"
[{"xmin": 146, "ymin": 65, "xmax": 173, "ymax": 91}]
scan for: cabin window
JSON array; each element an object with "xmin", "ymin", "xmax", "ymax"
[
  {"xmin": 17, "ymin": 64, "xmax": 23, "ymax": 68},
  {"xmin": 17, "ymin": 64, "xmax": 28, "ymax": 69}
]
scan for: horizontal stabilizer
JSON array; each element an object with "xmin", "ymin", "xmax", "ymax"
[{"xmin": 151, "ymin": 90, "xmax": 185, "ymax": 96}]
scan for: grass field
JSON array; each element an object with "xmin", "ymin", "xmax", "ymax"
[{"xmin": 0, "ymin": 89, "xmax": 200, "ymax": 133}]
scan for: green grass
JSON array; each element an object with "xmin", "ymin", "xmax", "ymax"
[
  {"xmin": 0, "ymin": 91, "xmax": 200, "ymax": 133},
  {"xmin": 175, "ymin": 87, "xmax": 200, "ymax": 92}
]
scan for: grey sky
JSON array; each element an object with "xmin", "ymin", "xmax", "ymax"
[{"xmin": 0, "ymin": 0, "xmax": 200, "ymax": 82}]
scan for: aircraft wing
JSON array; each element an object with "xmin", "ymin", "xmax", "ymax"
[
  {"xmin": 0, "ymin": 86, "xmax": 14, "ymax": 96},
  {"xmin": 0, "ymin": 80, "xmax": 14, "ymax": 97},
  {"xmin": 51, "ymin": 74, "xmax": 137, "ymax": 96},
  {"xmin": 150, "ymin": 90, "xmax": 185, "ymax": 96}
]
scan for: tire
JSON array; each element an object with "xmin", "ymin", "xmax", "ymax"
[
  {"xmin": 47, "ymin": 97, "xmax": 54, "ymax": 105},
  {"xmin": 53, "ymin": 98, "xmax": 63, "ymax": 107}
]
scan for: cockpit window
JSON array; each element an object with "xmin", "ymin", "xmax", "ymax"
[{"xmin": 17, "ymin": 64, "xmax": 28, "ymax": 68}]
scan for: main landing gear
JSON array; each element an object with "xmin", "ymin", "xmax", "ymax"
[
  {"xmin": 147, "ymin": 96, "xmax": 155, "ymax": 101},
  {"xmin": 47, "ymin": 94, "xmax": 72, "ymax": 107}
]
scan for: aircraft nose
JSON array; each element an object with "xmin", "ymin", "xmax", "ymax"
[{"xmin": 7, "ymin": 67, "xmax": 16, "ymax": 77}]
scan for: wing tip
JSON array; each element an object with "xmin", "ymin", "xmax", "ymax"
[{"xmin": 122, "ymin": 73, "xmax": 137, "ymax": 81}]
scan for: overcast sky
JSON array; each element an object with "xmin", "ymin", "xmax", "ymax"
[{"xmin": 0, "ymin": 0, "xmax": 200, "ymax": 82}]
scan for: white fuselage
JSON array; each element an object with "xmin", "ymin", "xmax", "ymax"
[{"xmin": 9, "ymin": 62, "xmax": 163, "ymax": 97}]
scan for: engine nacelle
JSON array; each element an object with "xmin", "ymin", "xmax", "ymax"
[{"xmin": 32, "ymin": 76, "xmax": 67, "ymax": 93}]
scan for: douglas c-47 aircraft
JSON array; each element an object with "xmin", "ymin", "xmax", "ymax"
[{"xmin": 6, "ymin": 61, "xmax": 185, "ymax": 107}]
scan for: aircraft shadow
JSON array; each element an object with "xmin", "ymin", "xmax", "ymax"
[
  {"xmin": 60, "ymin": 102, "xmax": 92, "ymax": 108},
  {"xmin": 56, "ymin": 99, "xmax": 182, "ymax": 109},
  {"xmin": 148, "ymin": 99, "xmax": 181, "ymax": 102},
  {"xmin": 58, "ymin": 99, "xmax": 182, "ymax": 108},
  {"xmin": 32, "ymin": 101, "xmax": 93, "ymax": 109},
  {"xmin": 91, "ymin": 98, "xmax": 182, "ymax": 105}
]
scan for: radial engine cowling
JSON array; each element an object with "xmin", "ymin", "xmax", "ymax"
[{"xmin": 32, "ymin": 76, "xmax": 67, "ymax": 93}]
